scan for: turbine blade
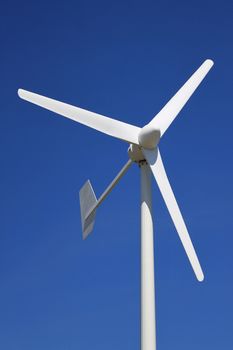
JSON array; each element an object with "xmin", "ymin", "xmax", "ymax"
[
  {"xmin": 143, "ymin": 147, "xmax": 204, "ymax": 282},
  {"xmin": 149, "ymin": 59, "xmax": 214, "ymax": 136},
  {"xmin": 18, "ymin": 89, "xmax": 140, "ymax": 144}
]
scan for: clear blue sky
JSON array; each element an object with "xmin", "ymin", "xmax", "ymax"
[{"xmin": 0, "ymin": 0, "xmax": 232, "ymax": 349}]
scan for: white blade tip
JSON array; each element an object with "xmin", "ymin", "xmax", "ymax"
[
  {"xmin": 18, "ymin": 88, "xmax": 25, "ymax": 99},
  {"xmin": 204, "ymin": 59, "xmax": 214, "ymax": 67},
  {"xmin": 197, "ymin": 272, "xmax": 204, "ymax": 282},
  {"xmin": 18, "ymin": 88, "xmax": 34, "ymax": 100}
]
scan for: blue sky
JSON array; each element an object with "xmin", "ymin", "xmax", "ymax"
[{"xmin": 0, "ymin": 0, "xmax": 233, "ymax": 349}]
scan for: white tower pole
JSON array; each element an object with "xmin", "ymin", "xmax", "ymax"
[{"xmin": 140, "ymin": 161, "xmax": 156, "ymax": 350}]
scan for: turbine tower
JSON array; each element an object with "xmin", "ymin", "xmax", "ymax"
[{"xmin": 18, "ymin": 59, "xmax": 214, "ymax": 350}]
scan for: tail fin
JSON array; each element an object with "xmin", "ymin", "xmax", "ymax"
[{"xmin": 79, "ymin": 180, "xmax": 97, "ymax": 239}]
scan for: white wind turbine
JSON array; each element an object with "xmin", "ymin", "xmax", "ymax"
[{"xmin": 18, "ymin": 59, "xmax": 213, "ymax": 350}]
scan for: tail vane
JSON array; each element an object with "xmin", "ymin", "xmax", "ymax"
[{"xmin": 79, "ymin": 180, "xmax": 97, "ymax": 239}]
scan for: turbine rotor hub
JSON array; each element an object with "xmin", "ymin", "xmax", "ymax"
[{"xmin": 138, "ymin": 125, "xmax": 161, "ymax": 149}]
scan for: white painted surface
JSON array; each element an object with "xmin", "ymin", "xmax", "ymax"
[
  {"xmin": 138, "ymin": 125, "xmax": 160, "ymax": 149},
  {"xmin": 141, "ymin": 162, "xmax": 156, "ymax": 350},
  {"xmin": 143, "ymin": 147, "xmax": 204, "ymax": 282},
  {"xmin": 18, "ymin": 89, "xmax": 140, "ymax": 144},
  {"xmin": 149, "ymin": 59, "xmax": 214, "ymax": 137},
  {"xmin": 17, "ymin": 59, "xmax": 214, "ymax": 348}
]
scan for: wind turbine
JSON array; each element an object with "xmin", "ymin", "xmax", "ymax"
[{"xmin": 18, "ymin": 59, "xmax": 213, "ymax": 350}]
